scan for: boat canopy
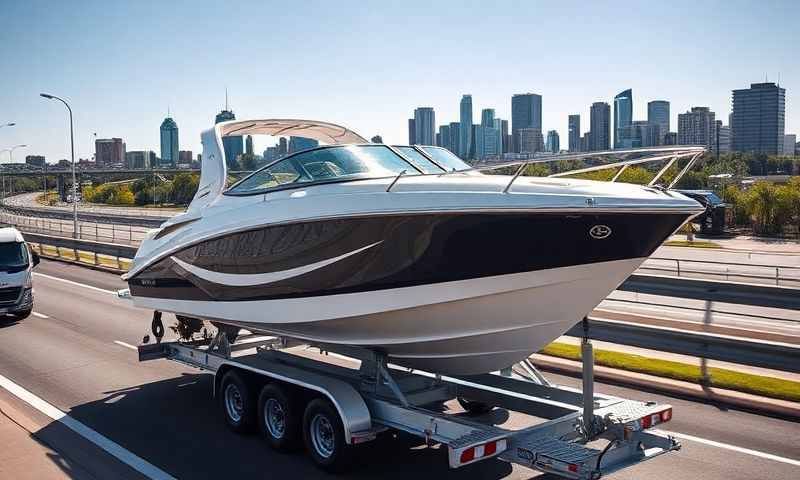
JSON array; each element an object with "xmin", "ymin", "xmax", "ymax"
[{"xmin": 217, "ymin": 119, "xmax": 368, "ymax": 144}]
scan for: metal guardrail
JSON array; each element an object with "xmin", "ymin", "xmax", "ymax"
[
  {"xmin": 641, "ymin": 256, "xmax": 800, "ymax": 287},
  {"xmin": 0, "ymin": 211, "xmax": 152, "ymax": 245},
  {"xmin": 0, "ymin": 204, "xmax": 166, "ymax": 227},
  {"xmin": 567, "ymin": 318, "xmax": 800, "ymax": 374},
  {"xmin": 24, "ymin": 232, "xmax": 136, "ymax": 271}
]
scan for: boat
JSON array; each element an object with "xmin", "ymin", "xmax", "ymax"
[{"xmin": 122, "ymin": 119, "xmax": 705, "ymax": 374}]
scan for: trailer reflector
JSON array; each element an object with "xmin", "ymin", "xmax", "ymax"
[{"xmin": 453, "ymin": 438, "xmax": 507, "ymax": 467}]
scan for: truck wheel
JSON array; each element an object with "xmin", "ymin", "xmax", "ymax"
[
  {"xmin": 258, "ymin": 383, "xmax": 300, "ymax": 451},
  {"xmin": 219, "ymin": 370, "xmax": 256, "ymax": 434},
  {"xmin": 11, "ymin": 309, "xmax": 31, "ymax": 320},
  {"xmin": 303, "ymin": 398, "xmax": 351, "ymax": 472},
  {"xmin": 457, "ymin": 397, "xmax": 493, "ymax": 415}
]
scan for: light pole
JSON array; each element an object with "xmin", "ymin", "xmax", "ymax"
[
  {"xmin": 0, "ymin": 144, "xmax": 27, "ymax": 201},
  {"xmin": 40, "ymin": 93, "xmax": 78, "ymax": 238}
]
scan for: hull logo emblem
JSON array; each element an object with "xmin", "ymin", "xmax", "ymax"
[{"xmin": 589, "ymin": 225, "xmax": 612, "ymax": 239}]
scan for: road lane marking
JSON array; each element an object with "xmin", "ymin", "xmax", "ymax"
[
  {"xmin": 659, "ymin": 430, "xmax": 800, "ymax": 467},
  {"xmin": 33, "ymin": 272, "xmax": 117, "ymax": 295},
  {"xmin": 0, "ymin": 372, "xmax": 176, "ymax": 480},
  {"xmin": 114, "ymin": 340, "xmax": 138, "ymax": 350},
  {"xmin": 31, "ymin": 312, "xmax": 49, "ymax": 319}
]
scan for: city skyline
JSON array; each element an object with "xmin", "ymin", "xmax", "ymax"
[{"xmin": 1, "ymin": 1, "xmax": 798, "ymax": 162}]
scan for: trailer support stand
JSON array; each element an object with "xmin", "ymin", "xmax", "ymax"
[{"xmin": 581, "ymin": 317, "xmax": 596, "ymax": 439}]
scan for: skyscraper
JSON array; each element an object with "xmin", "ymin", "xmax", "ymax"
[
  {"xmin": 546, "ymin": 130, "xmax": 560, "ymax": 153},
  {"xmin": 511, "ymin": 93, "xmax": 542, "ymax": 153},
  {"xmin": 288, "ymin": 136, "xmax": 319, "ymax": 153},
  {"xmin": 159, "ymin": 116, "xmax": 179, "ymax": 168},
  {"xmin": 448, "ymin": 121, "xmax": 460, "ymax": 154},
  {"xmin": 215, "ymin": 94, "xmax": 243, "ymax": 169},
  {"xmin": 518, "ymin": 128, "xmax": 544, "ymax": 154},
  {"xmin": 481, "ymin": 109, "xmax": 495, "ymax": 127},
  {"xmin": 614, "ymin": 89, "xmax": 633, "ymax": 149},
  {"xmin": 647, "ymin": 100, "xmax": 670, "ymax": 144},
  {"xmin": 589, "ymin": 102, "xmax": 611, "ymax": 151},
  {"xmin": 459, "ymin": 95, "xmax": 473, "ymax": 158},
  {"xmin": 413, "ymin": 107, "xmax": 436, "ymax": 145},
  {"xmin": 494, "ymin": 118, "xmax": 508, "ymax": 154},
  {"xmin": 95, "ymin": 138, "xmax": 126, "ymax": 167},
  {"xmin": 438, "ymin": 125, "xmax": 450, "ymax": 150},
  {"xmin": 731, "ymin": 82, "xmax": 786, "ymax": 154},
  {"xmin": 245, "ymin": 135, "xmax": 254, "ymax": 156},
  {"xmin": 475, "ymin": 125, "xmax": 500, "ymax": 160},
  {"xmin": 678, "ymin": 107, "xmax": 717, "ymax": 150},
  {"xmin": 784, "ymin": 134, "xmax": 797, "ymax": 155},
  {"xmin": 568, "ymin": 115, "xmax": 581, "ymax": 151},
  {"xmin": 408, "ymin": 118, "xmax": 416, "ymax": 145},
  {"xmin": 632, "ymin": 121, "xmax": 660, "ymax": 147}
]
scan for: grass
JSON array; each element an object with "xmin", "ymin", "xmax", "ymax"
[
  {"xmin": 663, "ymin": 240, "xmax": 722, "ymax": 248},
  {"xmin": 540, "ymin": 342, "xmax": 800, "ymax": 403}
]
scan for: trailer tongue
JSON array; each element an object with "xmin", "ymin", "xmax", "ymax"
[{"xmin": 138, "ymin": 317, "xmax": 679, "ymax": 478}]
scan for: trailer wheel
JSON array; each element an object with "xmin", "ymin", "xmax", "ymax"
[
  {"xmin": 303, "ymin": 398, "xmax": 351, "ymax": 472},
  {"xmin": 219, "ymin": 370, "xmax": 256, "ymax": 434},
  {"xmin": 258, "ymin": 383, "xmax": 300, "ymax": 451},
  {"xmin": 457, "ymin": 397, "xmax": 494, "ymax": 415}
]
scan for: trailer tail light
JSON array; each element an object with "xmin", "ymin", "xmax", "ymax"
[
  {"xmin": 638, "ymin": 407, "xmax": 673, "ymax": 430},
  {"xmin": 451, "ymin": 438, "xmax": 507, "ymax": 467}
]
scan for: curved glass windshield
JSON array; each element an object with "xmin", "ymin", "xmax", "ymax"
[
  {"xmin": 393, "ymin": 146, "xmax": 444, "ymax": 174},
  {"xmin": 420, "ymin": 146, "xmax": 472, "ymax": 171},
  {"xmin": 228, "ymin": 145, "xmax": 418, "ymax": 194}
]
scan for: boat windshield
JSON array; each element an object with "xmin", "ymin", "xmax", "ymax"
[
  {"xmin": 393, "ymin": 146, "xmax": 445, "ymax": 174},
  {"xmin": 419, "ymin": 146, "xmax": 472, "ymax": 171},
  {"xmin": 227, "ymin": 145, "xmax": 419, "ymax": 195}
]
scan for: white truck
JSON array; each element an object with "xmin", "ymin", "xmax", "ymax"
[
  {"xmin": 135, "ymin": 311, "xmax": 680, "ymax": 478},
  {"xmin": 0, "ymin": 227, "xmax": 40, "ymax": 320}
]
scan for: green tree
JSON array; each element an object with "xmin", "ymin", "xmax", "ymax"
[
  {"xmin": 172, "ymin": 173, "xmax": 199, "ymax": 205},
  {"xmin": 743, "ymin": 181, "xmax": 781, "ymax": 235}
]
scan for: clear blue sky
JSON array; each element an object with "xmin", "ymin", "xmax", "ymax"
[{"xmin": 1, "ymin": 0, "xmax": 797, "ymax": 162}]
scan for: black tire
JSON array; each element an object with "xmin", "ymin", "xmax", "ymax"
[
  {"xmin": 218, "ymin": 370, "xmax": 257, "ymax": 434},
  {"xmin": 302, "ymin": 398, "xmax": 352, "ymax": 472},
  {"xmin": 258, "ymin": 383, "xmax": 301, "ymax": 452},
  {"xmin": 457, "ymin": 397, "xmax": 493, "ymax": 415},
  {"xmin": 11, "ymin": 309, "xmax": 31, "ymax": 320}
]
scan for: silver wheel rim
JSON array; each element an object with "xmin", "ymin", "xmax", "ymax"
[
  {"xmin": 264, "ymin": 398, "xmax": 285, "ymax": 439},
  {"xmin": 310, "ymin": 413, "xmax": 335, "ymax": 458},
  {"xmin": 224, "ymin": 383, "xmax": 243, "ymax": 423}
]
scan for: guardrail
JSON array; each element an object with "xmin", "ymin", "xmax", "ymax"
[
  {"xmin": 641, "ymin": 256, "xmax": 800, "ymax": 287},
  {"xmin": 567, "ymin": 317, "xmax": 800, "ymax": 374},
  {"xmin": 0, "ymin": 210, "xmax": 152, "ymax": 245},
  {"xmin": 24, "ymin": 232, "xmax": 136, "ymax": 271},
  {"xmin": 0, "ymin": 204, "xmax": 166, "ymax": 227}
]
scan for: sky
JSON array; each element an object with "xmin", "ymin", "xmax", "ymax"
[{"xmin": 0, "ymin": 0, "xmax": 797, "ymax": 163}]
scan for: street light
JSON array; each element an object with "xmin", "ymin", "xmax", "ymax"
[
  {"xmin": 0, "ymin": 144, "xmax": 27, "ymax": 200},
  {"xmin": 40, "ymin": 93, "xmax": 78, "ymax": 238}
]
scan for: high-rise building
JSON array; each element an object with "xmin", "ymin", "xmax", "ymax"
[
  {"xmin": 125, "ymin": 150, "xmax": 155, "ymax": 169},
  {"xmin": 481, "ymin": 109, "xmax": 495, "ymax": 127},
  {"xmin": 511, "ymin": 93, "xmax": 543, "ymax": 153},
  {"xmin": 493, "ymin": 118, "xmax": 508, "ymax": 154},
  {"xmin": 784, "ymin": 134, "xmax": 797, "ymax": 155},
  {"xmin": 408, "ymin": 118, "xmax": 416, "ymax": 145},
  {"xmin": 95, "ymin": 138, "xmax": 126, "ymax": 167},
  {"xmin": 288, "ymin": 136, "xmax": 319, "ymax": 153},
  {"xmin": 278, "ymin": 137, "xmax": 288, "ymax": 156},
  {"xmin": 518, "ymin": 128, "xmax": 544, "ymax": 154},
  {"xmin": 568, "ymin": 115, "xmax": 581, "ymax": 151},
  {"xmin": 371, "ymin": 135, "xmax": 383, "ymax": 144},
  {"xmin": 438, "ymin": 125, "xmax": 450, "ymax": 150},
  {"xmin": 717, "ymin": 123, "xmax": 732, "ymax": 153},
  {"xmin": 614, "ymin": 89, "xmax": 633, "ymax": 149},
  {"xmin": 459, "ymin": 95, "xmax": 473, "ymax": 158},
  {"xmin": 731, "ymin": 82, "xmax": 786, "ymax": 154},
  {"xmin": 581, "ymin": 133, "xmax": 591, "ymax": 152},
  {"xmin": 215, "ymin": 107, "xmax": 243, "ymax": 168},
  {"xmin": 178, "ymin": 150, "xmax": 193, "ymax": 166},
  {"xmin": 448, "ymin": 122, "xmax": 460, "ymax": 155},
  {"xmin": 546, "ymin": 130, "xmax": 560, "ymax": 153},
  {"xmin": 413, "ymin": 107, "xmax": 436, "ymax": 145},
  {"xmin": 245, "ymin": 135, "xmax": 254, "ymax": 156},
  {"xmin": 159, "ymin": 116, "xmax": 179, "ymax": 168},
  {"xmin": 678, "ymin": 107, "xmax": 716, "ymax": 150},
  {"xmin": 647, "ymin": 100, "xmax": 670, "ymax": 144},
  {"xmin": 25, "ymin": 155, "xmax": 45, "ymax": 168},
  {"xmin": 475, "ymin": 125, "xmax": 500, "ymax": 160},
  {"xmin": 663, "ymin": 132, "xmax": 678, "ymax": 146},
  {"xmin": 589, "ymin": 102, "xmax": 611, "ymax": 151}
]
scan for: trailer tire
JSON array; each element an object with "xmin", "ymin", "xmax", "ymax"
[
  {"xmin": 219, "ymin": 370, "xmax": 256, "ymax": 434},
  {"xmin": 457, "ymin": 397, "xmax": 493, "ymax": 415},
  {"xmin": 303, "ymin": 398, "xmax": 351, "ymax": 472},
  {"xmin": 258, "ymin": 383, "xmax": 301, "ymax": 452}
]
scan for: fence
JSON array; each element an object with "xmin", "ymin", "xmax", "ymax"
[
  {"xmin": 640, "ymin": 256, "xmax": 800, "ymax": 287},
  {"xmin": 0, "ymin": 211, "xmax": 151, "ymax": 245},
  {"xmin": 25, "ymin": 232, "xmax": 135, "ymax": 271}
]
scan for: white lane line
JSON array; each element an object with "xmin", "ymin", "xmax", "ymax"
[
  {"xmin": 114, "ymin": 340, "xmax": 138, "ymax": 351},
  {"xmin": 33, "ymin": 272, "xmax": 117, "ymax": 295},
  {"xmin": 659, "ymin": 429, "xmax": 800, "ymax": 467},
  {"xmin": 31, "ymin": 312, "xmax": 49, "ymax": 319},
  {"xmin": 0, "ymin": 372, "xmax": 176, "ymax": 479}
]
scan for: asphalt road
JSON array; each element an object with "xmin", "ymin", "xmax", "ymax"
[{"xmin": 0, "ymin": 259, "xmax": 797, "ymax": 479}]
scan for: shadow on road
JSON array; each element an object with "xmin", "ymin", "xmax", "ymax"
[{"xmin": 35, "ymin": 373, "xmax": 516, "ymax": 479}]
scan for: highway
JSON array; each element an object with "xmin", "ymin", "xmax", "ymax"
[{"xmin": 0, "ymin": 259, "xmax": 797, "ymax": 479}]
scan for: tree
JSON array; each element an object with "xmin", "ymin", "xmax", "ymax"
[
  {"xmin": 744, "ymin": 181, "xmax": 781, "ymax": 235},
  {"xmin": 240, "ymin": 153, "xmax": 259, "ymax": 172},
  {"xmin": 172, "ymin": 173, "xmax": 199, "ymax": 205}
]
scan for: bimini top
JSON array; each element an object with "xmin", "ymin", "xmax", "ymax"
[{"xmin": 217, "ymin": 119, "xmax": 368, "ymax": 145}]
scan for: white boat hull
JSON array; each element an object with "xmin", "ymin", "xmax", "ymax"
[{"xmin": 133, "ymin": 257, "xmax": 643, "ymax": 374}]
